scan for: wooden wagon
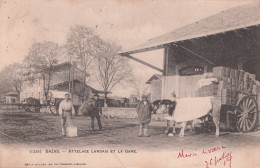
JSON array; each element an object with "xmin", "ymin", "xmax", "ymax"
[
  {"xmin": 197, "ymin": 67, "xmax": 260, "ymax": 132},
  {"xmin": 21, "ymin": 96, "xmax": 61, "ymax": 114}
]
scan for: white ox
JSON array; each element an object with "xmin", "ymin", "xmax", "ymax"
[{"xmin": 155, "ymin": 78, "xmax": 221, "ymax": 137}]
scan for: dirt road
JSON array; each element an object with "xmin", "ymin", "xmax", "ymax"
[{"xmin": 0, "ymin": 110, "xmax": 259, "ymax": 151}]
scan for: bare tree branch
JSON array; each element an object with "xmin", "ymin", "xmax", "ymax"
[
  {"xmin": 23, "ymin": 41, "xmax": 61, "ymax": 101},
  {"xmin": 92, "ymin": 41, "xmax": 132, "ymax": 103}
]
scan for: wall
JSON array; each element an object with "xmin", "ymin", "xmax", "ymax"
[
  {"xmin": 102, "ymin": 107, "xmax": 167, "ymax": 121},
  {"xmin": 162, "ymin": 44, "xmax": 214, "ymax": 99},
  {"xmin": 178, "ymin": 74, "xmax": 204, "ymax": 98},
  {"xmin": 256, "ymin": 93, "xmax": 260, "ymax": 126},
  {"xmin": 5, "ymin": 96, "xmax": 19, "ymax": 104},
  {"xmin": 151, "ymin": 79, "xmax": 162, "ymax": 102},
  {"xmin": 20, "ymin": 79, "xmax": 44, "ymax": 103},
  {"xmin": 162, "ymin": 75, "xmax": 180, "ymax": 99}
]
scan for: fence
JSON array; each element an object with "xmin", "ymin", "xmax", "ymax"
[{"xmin": 0, "ymin": 104, "xmax": 22, "ymax": 110}]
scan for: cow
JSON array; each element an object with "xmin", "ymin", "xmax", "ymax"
[{"xmin": 153, "ymin": 97, "xmax": 221, "ymax": 137}]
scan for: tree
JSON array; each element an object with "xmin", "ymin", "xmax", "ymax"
[
  {"xmin": 92, "ymin": 41, "xmax": 132, "ymax": 105},
  {"xmin": 0, "ymin": 63, "xmax": 24, "ymax": 100},
  {"xmin": 24, "ymin": 41, "xmax": 61, "ymax": 101},
  {"xmin": 67, "ymin": 25, "xmax": 102, "ymax": 101},
  {"xmin": 132, "ymin": 79, "xmax": 150, "ymax": 100}
]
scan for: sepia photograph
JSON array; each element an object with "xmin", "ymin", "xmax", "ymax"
[{"xmin": 0, "ymin": 0, "xmax": 260, "ymax": 167}]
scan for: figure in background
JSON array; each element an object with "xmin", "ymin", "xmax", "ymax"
[
  {"xmin": 59, "ymin": 93, "xmax": 75, "ymax": 136},
  {"xmin": 136, "ymin": 95, "xmax": 153, "ymax": 137},
  {"xmin": 89, "ymin": 93, "xmax": 104, "ymax": 131},
  {"xmin": 165, "ymin": 91, "xmax": 177, "ymax": 136}
]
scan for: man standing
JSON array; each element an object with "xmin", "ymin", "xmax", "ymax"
[
  {"xmin": 89, "ymin": 93, "xmax": 104, "ymax": 131},
  {"xmin": 136, "ymin": 95, "xmax": 153, "ymax": 137},
  {"xmin": 59, "ymin": 93, "xmax": 75, "ymax": 136}
]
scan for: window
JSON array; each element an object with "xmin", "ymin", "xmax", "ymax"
[{"xmin": 179, "ymin": 66, "xmax": 204, "ymax": 76}]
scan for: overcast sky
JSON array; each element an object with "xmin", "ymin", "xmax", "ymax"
[{"xmin": 0, "ymin": 0, "xmax": 253, "ymax": 96}]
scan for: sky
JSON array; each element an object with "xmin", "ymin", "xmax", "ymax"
[{"xmin": 0, "ymin": 0, "xmax": 254, "ymax": 97}]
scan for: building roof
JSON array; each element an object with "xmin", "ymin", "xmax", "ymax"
[
  {"xmin": 23, "ymin": 61, "xmax": 90, "ymax": 77},
  {"xmin": 119, "ymin": 3, "xmax": 260, "ymax": 55},
  {"xmin": 4, "ymin": 92, "xmax": 18, "ymax": 97},
  {"xmin": 53, "ymin": 62, "xmax": 90, "ymax": 77},
  {"xmin": 50, "ymin": 79, "xmax": 111, "ymax": 95},
  {"xmin": 145, "ymin": 74, "xmax": 163, "ymax": 84}
]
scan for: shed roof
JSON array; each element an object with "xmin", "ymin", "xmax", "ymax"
[
  {"xmin": 145, "ymin": 74, "xmax": 163, "ymax": 84},
  {"xmin": 50, "ymin": 79, "xmax": 111, "ymax": 95},
  {"xmin": 4, "ymin": 92, "xmax": 18, "ymax": 97},
  {"xmin": 119, "ymin": 3, "xmax": 260, "ymax": 55}
]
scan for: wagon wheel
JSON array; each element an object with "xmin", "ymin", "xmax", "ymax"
[
  {"xmin": 235, "ymin": 95, "xmax": 258, "ymax": 132},
  {"xmin": 49, "ymin": 105, "xmax": 57, "ymax": 114},
  {"xmin": 29, "ymin": 105, "xmax": 40, "ymax": 113},
  {"xmin": 35, "ymin": 105, "xmax": 41, "ymax": 113},
  {"xmin": 22, "ymin": 104, "xmax": 30, "ymax": 112},
  {"xmin": 29, "ymin": 105, "xmax": 36, "ymax": 112},
  {"xmin": 27, "ymin": 98, "xmax": 40, "ymax": 113}
]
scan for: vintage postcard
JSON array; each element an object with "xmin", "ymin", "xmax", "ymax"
[{"xmin": 1, "ymin": 0, "xmax": 260, "ymax": 167}]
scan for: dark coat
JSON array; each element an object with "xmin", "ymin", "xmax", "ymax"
[
  {"xmin": 136, "ymin": 101, "xmax": 153, "ymax": 124},
  {"xmin": 79, "ymin": 98, "xmax": 101, "ymax": 116}
]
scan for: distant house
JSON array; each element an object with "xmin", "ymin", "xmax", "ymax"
[
  {"xmin": 49, "ymin": 79, "xmax": 107, "ymax": 105},
  {"xmin": 146, "ymin": 74, "xmax": 162, "ymax": 102},
  {"xmin": 0, "ymin": 96, "xmax": 5, "ymax": 104},
  {"xmin": 4, "ymin": 92, "xmax": 19, "ymax": 104},
  {"xmin": 20, "ymin": 61, "xmax": 87, "ymax": 104},
  {"xmin": 20, "ymin": 58, "xmax": 110, "ymax": 107}
]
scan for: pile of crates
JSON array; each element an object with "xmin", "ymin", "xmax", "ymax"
[
  {"xmin": 212, "ymin": 67, "xmax": 260, "ymax": 105},
  {"xmin": 197, "ymin": 81, "xmax": 218, "ymax": 97},
  {"xmin": 197, "ymin": 67, "xmax": 260, "ymax": 105}
]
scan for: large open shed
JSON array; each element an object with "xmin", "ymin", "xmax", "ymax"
[{"xmin": 119, "ymin": 3, "xmax": 260, "ymax": 100}]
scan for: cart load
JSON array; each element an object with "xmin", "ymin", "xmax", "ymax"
[
  {"xmin": 197, "ymin": 66, "xmax": 260, "ymax": 132},
  {"xmin": 197, "ymin": 67, "xmax": 260, "ymax": 105}
]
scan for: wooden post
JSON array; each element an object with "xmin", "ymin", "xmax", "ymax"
[
  {"xmin": 122, "ymin": 54, "xmax": 164, "ymax": 73},
  {"xmin": 68, "ymin": 60, "xmax": 71, "ymax": 93},
  {"xmin": 257, "ymin": 92, "xmax": 260, "ymax": 126},
  {"xmin": 71, "ymin": 66, "xmax": 74, "ymax": 103}
]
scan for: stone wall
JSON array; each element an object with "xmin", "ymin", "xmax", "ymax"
[{"xmin": 102, "ymin": 107, "xmax": 166, "ymax": 121}]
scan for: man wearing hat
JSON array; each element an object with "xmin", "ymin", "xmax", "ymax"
[
  {"xmin": 59, "ymin": 93, "xmax": 75, "ymax": 136},
  {"xmin": 89, "ymin": 92, "xmax": 104, "ymax": 131},
  {"xmin": 136, "ymin": 95, "xmax": 153, "ymax": 137}
]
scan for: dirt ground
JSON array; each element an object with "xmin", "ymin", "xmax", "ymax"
[{"xmin": 0, "ymin": 109, "xmax": 260, "ymax": 151}]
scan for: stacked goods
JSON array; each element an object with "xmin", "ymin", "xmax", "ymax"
[
  {"xmin": 234, "ymin": 70, "xmax": 240, "ymax": 88},
  {"xmin": 252, "ymin": 81, "xmax": 260, "ymax": 95},
  {"xmin": 198, "ymin": 83, "xmax": 218, "ymax": 97},
  {"xmin": 216, "ymin": 80, "xmax": 236, "ymax": 105},
  {"xmin": 213, "ymin": 67, "xmax": 260, "ymax": 94},
  {"xmin": 217, "ymin": 89, "xmax": 237, "ymax": 105},
  {"xmin": 212, "ymin": 67, "xmax": 226, "ymax": 80},
  {"xmin": 212, "ymin": 67, "xmax": 260, "ymax": 105}
]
